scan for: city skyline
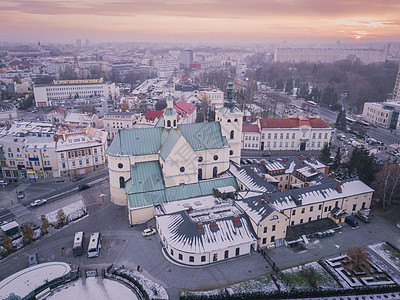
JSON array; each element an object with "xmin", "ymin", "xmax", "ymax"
[{"xmin": 1, "ymin": 0, "xmax": 400, "ymax": 43}]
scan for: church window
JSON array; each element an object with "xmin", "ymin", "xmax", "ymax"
[
  {"xmin": 213, "ymin": 155, "xmax": 218, "ymax": 161},
  {"xmin": 234, "ymin": 119, "xmax": 238, "ymax": 122},
  {"xmin": 230, "ymin": 150, "xmax": 233, "ymax": 155},
  {"xmin": 198, "ymin": 168, "xmax": 202, "ymax": 180},
  {"xmin": 173, "ymin": 120, "xmax": 176, "ymax": 127},
  {"xmin": 180, "ymin": 167, "xmax": 185, "ymax": 172},
  {"xmin": 198, "ymin": 156, "xmax": 203, "ymax": 162},
  {"xmin": 119, "ymin": 176, "xmax": 125, "ymax": 188},
  {"xmin": 213, "ymin": 166, "xmax": 218, "ymax": 178},
  {"xmin": 230, "ymin": 130, "xmax": 234, "ymax": 139},
  {"xmin": 227, "ymin": 119, "xmax": 231, "ymax": 123},
  {"xmin": 167, "ymin": 120, "xmax": 171, "ymax": 127},
  {"xmin": 118, "ymin": 163, "xmax": 123, "ymax": 169}
]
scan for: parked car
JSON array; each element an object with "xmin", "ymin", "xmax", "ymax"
[
  {"xmin": 261, "ymin": 152, "xmax": 271, "ymax": 157},
  {"xmin": 356, "ymin": 213, "xmax": 371, "ymax": 223},
  {"xmin": 77, "ymin": 184, "xmax": 90, "ymax": 191},
  {"xmin": 246, "ymin": 159, "xmax": 253, "ymax": 164},
  {"xmin": 142, "ymin": 228, "xmax": 157, "ymax": 237},
  {"xmin": 345, "ymin": 216, "xmax": 359, "ymax": 228},
  {"xmin": 72, "ymin": 175, "xmax": 84, "ymax": 182},
  {"xmin": 17, "ymin": 191, "xmax": 25, "ymax": 199},
  {"xmin": 31, "ymin": 199, "xmax": 47, "ymax": 207},
  {"xmin": 0, "ymin": 180, "xmax": 8, "ymax": 186}
]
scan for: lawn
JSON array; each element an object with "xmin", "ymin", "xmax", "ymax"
[
  {"xmin": 369, "ymin": 242, "xmax": 400, "ymax": 270},
  {"xmin": 279, "ymin": 262, "xmax": 341, "ymax": 291}
]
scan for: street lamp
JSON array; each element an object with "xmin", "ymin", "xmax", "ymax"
[{"xmin": 99, "ymin": 193, "xmax": 107, "ymax": 206}]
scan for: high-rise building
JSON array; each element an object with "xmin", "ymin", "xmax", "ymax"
[
  {"xmin": 76, "ymin": 39, "xmax": 81, "ymax": 48},
  {"xmin": 85, "ymin": 39, "xmax": 89, "ymax": 47},
  {"xmin": 393, "ymin": 65, "xmax": 400, "ymax": 101},
  {"xmin": 180, "ymin": 49, "xmax": 193, "ymax": 69}
]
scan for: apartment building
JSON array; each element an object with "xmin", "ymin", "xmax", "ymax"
[
  {"xmin": 393, "ymin": 65, "xmax": 400, "ymax": 101},
  {"xmin": 55, "ymin": 127, "xmax": 108, "ymax": 177},
  {"xmin": 362, "ymin": 101, "xmax": 400, "ymax": 129},
  {"xmin": 103, "ymin": 112, "xmax": 138, "ymax": 140},
  {"xmin": 33, "ymin": 78, "xmax": 119, "ymax": 107},
  {"xmin": 242, "ymin": 124, "xmax": 260, "ymax": 150}
]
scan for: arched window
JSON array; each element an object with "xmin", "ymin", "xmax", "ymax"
[
  {"xmin": 167, "ymin": 120, "xmax": 171, "ymax": 127},
  {"xmin": 213, "ymin": 166, "xmax": 218, "ymax": 178},
  {"xmin": 173, "ymin": 120, "xmax": 176, "ymax": 127},
  {"xmin": 230, "ymin": 150, "xmax": 233, "ymax": 155},
  {"xmin": 119, "ymin": 176, "xmax": 125, "ymax": 188},
  {"xmin": 227, "ymin": 119, "xmax": 231, "ymax": 123},
  {"xmin": 198, "ymin": 168, "xmax": 202, "ymax": 180},
  {"xmin": 230, "ymin": 130, "xmax": 234, "ymax": 139}
]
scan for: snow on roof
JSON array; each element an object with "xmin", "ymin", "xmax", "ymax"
[
  {"xmin": 299, "ymin": 180, "xmax": 374, "ymax": 206},
  {"xmin": 156, "ymin": 210, "xmax": 257, "ymax": 254},
  {"xmin": 0, "ymin": 262, "xmax": 71, "ymax": 299},
  {"xmin": 235, "ymin": 197, "xmax": 277, "ymax": 225},
  {"xmin": 265, "ymin": 161, "xmax": 285, "ymax": 172},
  {"xmin": 0, "ymin": 221, "xmax": 18, "ymax": 232},
  {"xmin": 229, "ymin": 163, "xmax": 269, "ymax": 192},
  {"xmin": 161, "ymin": 195, "xmax": 217, "ymax": 215},
  {"xmin": 64, "ymin": 112, "xmax": 94, "ymax": 124}
]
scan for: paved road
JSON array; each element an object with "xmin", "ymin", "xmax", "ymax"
[{"xmin": 0, "ymin": 170, "xmax": 108, "ymax": 224}]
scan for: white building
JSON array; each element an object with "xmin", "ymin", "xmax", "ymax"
[
  {"xmin": 362, "ymin": 101, "xmax": 400, "ymax": 129},
  {"xmin": 258, "ymin": 116, "xmax": 332, "ymax": 151},
  {"xmin": 242, "ymin": 124, "xmax": 260, "ymax": 150},
  {"xmin": 156, "ymin": 194, "xmax": 257, "ymax": 266},
  {"xmin": 103, "ymin": 111, "xmax": 139, "ymax": 140},
  {"xmin": 33, "ymin": 78, "xmax": 119, "ymax": 107},
  {"xmin": 205, "ymin": 90, "xmax": 224, "ymax": 108},
  {"xmin": 55, "ymin": 127, "xmax": 108, "ymax": 177}
]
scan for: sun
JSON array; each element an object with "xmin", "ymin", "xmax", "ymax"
[{"xmin": 354, "ymin": 35, "xmax": 362, "ymax": 40}]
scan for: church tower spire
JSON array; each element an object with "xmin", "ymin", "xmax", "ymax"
[{"xmin": 163, "ymin": 94, "xmax": 177, "ymax": 129}]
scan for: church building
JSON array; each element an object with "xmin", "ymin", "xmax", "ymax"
[{"xmin": 107, "ymin": 80, "xmax": 243, "ymax": 225}]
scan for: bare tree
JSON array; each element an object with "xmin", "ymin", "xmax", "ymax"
[
  {"xmin": 22, "ymin": 224, "xmax": 34, "ymax": 245},
  {"xmin": 346, "ymin": 246, "xmax": 371, "ymax": 272},
  {"xmin": 2, "ymin": 236, "xmax": 12, "ymax": 252},
  {"xmin": 371, "ymin": 162, "xmax": 400, "ymax": 210},
  {"xmin": 57, "ymin": 209, "xmax": 67, "ymax": 227}
]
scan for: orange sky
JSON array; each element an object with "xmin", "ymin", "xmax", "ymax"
[{"xmin": 1, "ymin": 0, "xmax": 400, "ymax": 42}]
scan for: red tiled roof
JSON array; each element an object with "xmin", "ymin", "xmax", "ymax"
[
  {"xmin": 144, "ymin": 110, "xmax": 163, "ymax": 121},
  {"xmin": 175, "ymin": 99, "xmax": 196, "ymax": 116},
  {"xmin": 242, "ymin": 124, "xmax": 260, "ymax": 133},
  {"xmin": 259, "ymin": 116, "xmax": 329, "ymax": 129}
]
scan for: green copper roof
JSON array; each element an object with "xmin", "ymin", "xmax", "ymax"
[
  {"xmin": 107, "ymin": 121, "xmax": 229, "ymax": 157},
  {"xmin": 155, "ymin": 116, "xmax": 164, "ymax": 128},
  {"xmin": 163, "ymin": 107, "xmax": 177, "ymax": 116},
  {"xmin": 159, "ymin": 129, "xmax": 182, "ymax": 160},
  {"xmin": 126, "ymin": 161, "xmax": 165, "ymax": 194},
  {"xmin": 127, "ymin": 168, "xmax": 238, "ymax": 209},
  {"xmin": 107, "ymin": 127, "xmax": 164, "ymax": 156},
  {"xmin": 179, "ymin": 122, "xmax": 229, "ymax": 151}
]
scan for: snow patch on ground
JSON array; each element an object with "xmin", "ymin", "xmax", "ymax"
[
  {"xmin": 116, "ymin": 269, "xmax": 168, "ymax": 300},
  {"xmin": 369, "ymin": 242, "xmax": 400, "ymax": 271},
  {"xmin": 45, "ymin": 200, "xmax": 87, "ymax": 226},
  {"xmin": 280, "ymin": 261, "xmax": 341, "ymax": 291},
  {"xmin": 45, "ymin": 277, "xmax": 137, "ymax": 300}
]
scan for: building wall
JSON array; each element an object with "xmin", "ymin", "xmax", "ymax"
[
  {"xmin": 129, "ymin": 206, "xmax": 154, "ymax": 224},
  {"xmin": 162, "ymin": 136, "xmax": 198, "ymax": 187},
  {"xmin": 260, "ymin": 127, "xmax": 332, "ymax": 151},
  {"xmin": 242, "ymin": 132, "xmax": 261, "ymax": 150},
  {"xmin": 254, "ymin": 210, "xmax": 288, "ymax": 248},
  {"xmin": 215, "ymin": 110, "xmax": 243, "ymax": 165},
  {"xmin": 362, "ymin": 102, "xmax": 392, "ymax": 128}
]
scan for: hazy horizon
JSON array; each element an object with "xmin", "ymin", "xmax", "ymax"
[{"xmin": 1, "ymin": 0, "xmax": 400, "ymax": 44}]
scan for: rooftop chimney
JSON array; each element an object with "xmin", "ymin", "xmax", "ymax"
[
  {"xmin": 283, "ymin": 157, "xmax": 287, "ymax": 163},
  {"xmin": 262, "ymin": 193, "xmax": 265, "ymax": 198},
  {"xmin": 210, "ymin": 220, "xmax": 217, "ymax": 227},
  {"xmin": 233, "ymin": 215, "xmax": 240, "ymax": 222},
  {"xmin": 261, "ymin": 198, "xmax": 265, "ymax": 204},
  {"xmin": 267, "ymin": 196, "xmax": 271, "ymax": 204},
  {"xmin": 198, "ymin": 223, "xmax": 203, "ymax": 230},
  {"xmin": 307, "ymin": 154, "xmax": 311, "ymax": 160},
  {"xmin": 336, "ymin": 181, "xmax": 341, "ymax": 192},
  {"xmin": 304, "ymin": 182, "xmax": 309, "ymax": 187},
  {"xmin": 324, "ymin": 166, "xmax": 329, "ymax": 174},
  {"xmin": 311, "ymin": 167, "xmax": 315, "ymax": 173}
]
